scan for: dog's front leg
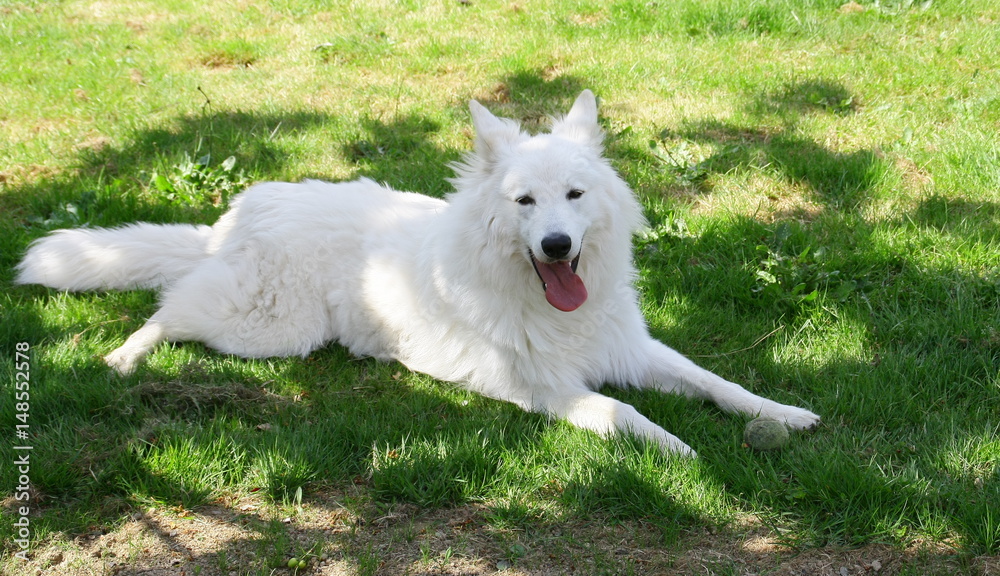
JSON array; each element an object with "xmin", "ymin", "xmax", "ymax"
[
  {"xmin": 534, "ymin": 389, "xmax": 697, "ymax": 457},
  {"xmin": 641, "ymin": 340, "xmax": 820, "ymax": 430}
]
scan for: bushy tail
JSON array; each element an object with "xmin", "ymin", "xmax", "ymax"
[{"xmin": 15, "ymin": 223, "xmax": 213, "ymax": 291}]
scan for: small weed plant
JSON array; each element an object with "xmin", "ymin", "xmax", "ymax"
[{"xmin": 150, "ymin": 153, "xmax": 247, "ymax": 208}]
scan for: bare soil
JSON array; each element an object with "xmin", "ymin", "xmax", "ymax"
[{"xmin": 5, "ymin": 489, "xmax": 997, "ymax": 576}]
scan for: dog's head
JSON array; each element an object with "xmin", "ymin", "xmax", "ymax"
[{"xmin": 450, "ymin": 90, "xmax": 643, "ymax": 312}]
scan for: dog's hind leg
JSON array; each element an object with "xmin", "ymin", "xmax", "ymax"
[
  {"xmin": 533, "ymin": 388, "xmax": 697, "ymax": 457},
  {"xmin": 102, "ymin": 258, "xmax": 236, "ymax": 375},
  {"xmin": 104, "ymin": 311, "xmax": 169, "ymax": 375},
  {"xmin": 104, "ymin": 249, "xmax": 332, "ymax": 375},
  {"xmin": 640, "ymin": 340, "xmax": 820, "ymax": 430}
]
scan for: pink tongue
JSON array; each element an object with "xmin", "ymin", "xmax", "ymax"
[{"xmin": 535, "ymin": 260, "xmax": 587, "ymax": 311}]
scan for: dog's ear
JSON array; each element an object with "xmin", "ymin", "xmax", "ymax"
[
  {"xmin": 552, "ymin": 90, "xmax": 602, "ymax": 149},
  {"xmin": 469, "ymin": 100, "xmax": 525, "ymax": 163}
]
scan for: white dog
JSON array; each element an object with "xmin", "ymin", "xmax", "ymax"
[{"xmin": 16, "ymin": 91, "xmax": 819, "ymax": 456}]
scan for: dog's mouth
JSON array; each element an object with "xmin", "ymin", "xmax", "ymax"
[{"xmin": 530, "ymin": 251, "xmax": 587, "ymax": 312}]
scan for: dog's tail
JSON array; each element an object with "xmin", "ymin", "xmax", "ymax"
[{"xmin": 15, "ymin": 223, "xmax": 213, "ymax": 291}]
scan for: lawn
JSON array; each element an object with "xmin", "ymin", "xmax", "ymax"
[{"xmin": 1, "ymin": 0, "xmax": 998, "ymax": 574}]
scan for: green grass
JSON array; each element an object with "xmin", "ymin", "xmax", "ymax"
[{"xmin": 2, "ymin": 0, "xmax": 999, "ymax": 569}]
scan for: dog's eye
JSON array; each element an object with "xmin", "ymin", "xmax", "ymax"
[
  {"xmin": 567, "ymin": 189, "xmax": 585, "ymax": 200},
  {"xmin": 516, "ymin": 196, "xmax": 535, "ymax": 206}
]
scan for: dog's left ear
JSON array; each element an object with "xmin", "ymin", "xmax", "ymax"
[{"xmin": 552, "ymin": 90, "xmax": 602, "ymax": 148}]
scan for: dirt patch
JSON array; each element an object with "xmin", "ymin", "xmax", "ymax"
[
  {"xmin": 75, "ymin": 135, "xmax": 113, "ymax": 154},
  {"xmin": 201, "ymin": 52, "xmax": 257, "ymax": 69},
  {"xmin": 4, "ymin": 491, "xmax": 996, "ymax": 575},
  {"xmin": 0, "ymin": 164, "xmax": 62, "ymax": 187},
  {"xmin": 126, "ymin": 380, "xmax": 287, "ymax": 415}
]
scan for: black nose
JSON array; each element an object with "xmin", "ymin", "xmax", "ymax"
[{"xmin": 541, "ymin": 233, "xmax": 572, "ymax": 260}]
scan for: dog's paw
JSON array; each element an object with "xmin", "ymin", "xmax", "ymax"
[
  {"xmin": 104, "ymin": 348, "xmax": 139, "ymax": 376},
  {"xmin": 652, "ymin": 430, "xmax": 698, "ymax": 458},
  {"xmin": 770, "ymin": 405, "xmax": 821, "ymax": 430},
  {"xmin": 671, "ymin": 442, "xmax": 698, "ymax": 459}
]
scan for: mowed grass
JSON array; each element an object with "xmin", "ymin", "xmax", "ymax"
[{"xmin": 1, "ymin": 0, "xmax": 999, "ymax": 569}]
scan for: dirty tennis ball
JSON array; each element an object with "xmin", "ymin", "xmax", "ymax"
[{"xmin": 743, "ymin": 417, "xmax": 789, "ymax": 451}]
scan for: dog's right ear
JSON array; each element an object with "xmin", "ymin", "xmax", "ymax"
[{"xmin": 469, "ymin": 100, "xmax": 525, "ymax": 164}]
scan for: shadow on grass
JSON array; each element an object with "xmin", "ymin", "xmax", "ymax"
[
  {"xmin": 74, "ymin": 110, "xmax": 334, "ymax": 183},
  {"xmin": 472, "ymin": 68, "xmax": 588, "ymax": 127},
  {"xmin": 622, "ymin": 79, "xmax": 1000, "ymax": 553},
  {"xmin": 639, "ymin": 79, "xmax": 886, "ymax": 213},
  {"xmin": 341, "ymin": 67, "xmax": 589, "ymax": 195},
  {"xmin": 911, "ymin": 194, "xmax": 1000, "ymax": 239},
  {"xmin": 667, "ymin": 120, "xmax": 888, "ymax": 212},
  {"xmin": 0, "ymin": 108, "xmax": 338, "ymax": 284},
  {"xmin": 747, "ymin": 78, "xmax": 859, "ymax": 119},
  {"xmin": 342, "ymin": 113, "xmax": 458, "ymax": 197}
]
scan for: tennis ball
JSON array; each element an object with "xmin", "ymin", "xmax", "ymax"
[{"xmin": 743, "ymin": 417, "xmax": 789, "ymax": 451}]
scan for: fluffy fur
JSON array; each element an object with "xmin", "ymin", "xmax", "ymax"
[{"xmin": 16, "ymin": 91, "xmax": 819, "ymax": 455}]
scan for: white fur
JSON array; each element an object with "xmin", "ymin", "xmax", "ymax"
[{"xmin": 16, "ymin": 91, "xmax": 819, "ymax": 456}]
